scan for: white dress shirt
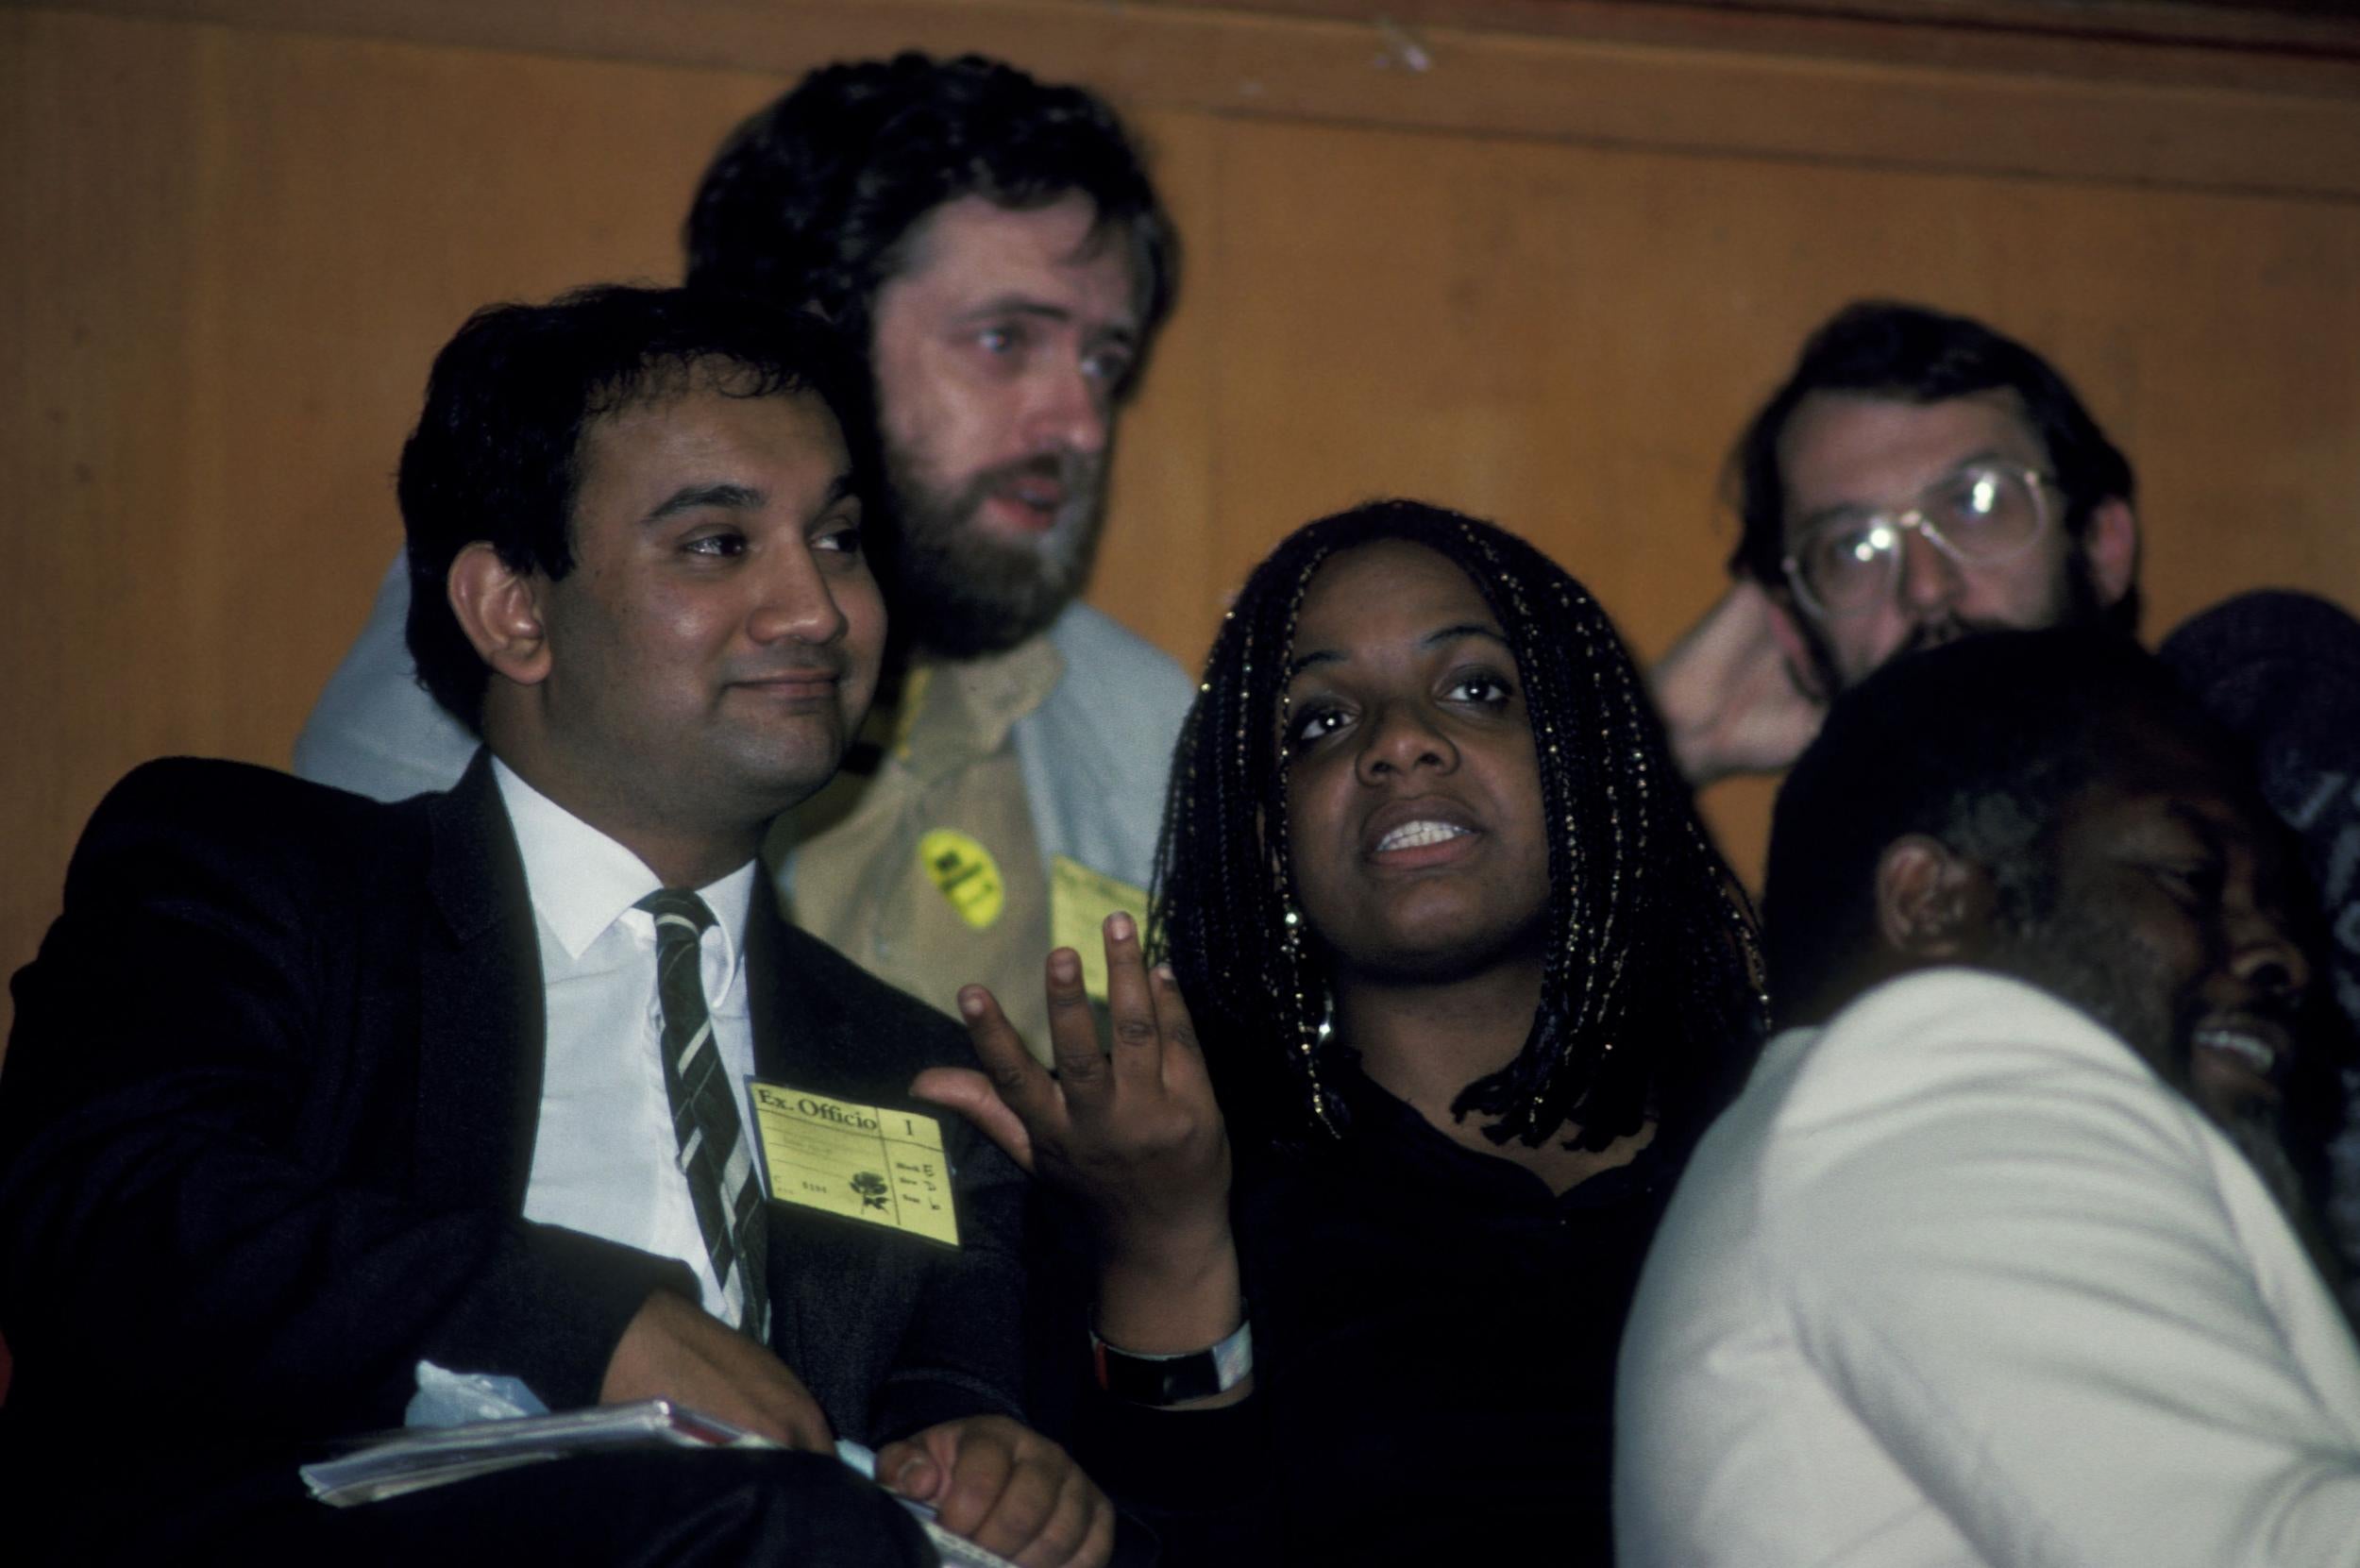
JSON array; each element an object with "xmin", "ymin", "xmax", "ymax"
[
  {"xmin": 1616, "ymin": 967, "xmax": 2360, "ymax": 1568},
  {"xmin": 496, "ymin": 760, "xmax": 761, "ymax": 1329}
]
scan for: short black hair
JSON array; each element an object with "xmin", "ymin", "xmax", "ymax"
[
  {"xmin": 683, "ymin": 52, "xmax": 1177, "ymax": 396},
  {"xmin": 1764, "ymin": 628, "xmax": 2219, "ymax": 1023},
  {"xmin": 1154, "ymin": 498, "xmax": 1765, "ymax": 1155},
  {"xmin": 1728, "ymin": 301, "xmax": 2137, "ymax": 631},
  {"xmin": 398, "ymin": 283, "xmax": 870, "ymax": 732}
]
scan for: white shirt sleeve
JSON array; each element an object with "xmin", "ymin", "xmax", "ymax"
[{"xmin": 1764, "ymin": 974, "xmax": 2360, "ymax": 1567}]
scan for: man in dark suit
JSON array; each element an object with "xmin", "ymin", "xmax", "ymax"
[{"xmin": 0, "ymin": 286, "xmax": 1112, "ymax": 1565}]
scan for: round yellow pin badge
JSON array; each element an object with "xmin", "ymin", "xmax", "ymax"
[{"xmin": 917, "ymin": 829, "xmax": 1005, "ymax": 930}]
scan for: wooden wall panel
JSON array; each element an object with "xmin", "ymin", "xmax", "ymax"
[
  {"xmin": 6, "ymin": 1, "xmax": 2360, "ymax": 1037},
  {"xmin": 48, "ymin": 0, "xmax": 2360, "ymax": 191},
  {"xmin": 0, "ymin": 11, "xmax": 784, "ymax": 1022},
  {"xmin": 1182, "ymin": 118, "xmax": 2360, "ymax": 866}
]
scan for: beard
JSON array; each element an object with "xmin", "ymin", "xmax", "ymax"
[
  {"xmin": 1987, "ymin": 885, "xmax": 2186, "ymax": 1087},
  {"xmin": 1805, "ymin": 541, "xmax": 2110, "ymax": 696},
  {"xmin": 881, "ymin": 439, "xmax": 1107, "ymax": 659},
  {"xmin": 1988, "ymin": 887, "xmax": 2326, "ymax": 1250}
]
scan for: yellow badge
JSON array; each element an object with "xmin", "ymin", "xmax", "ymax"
[
  {"xmin": 919, "ymin": 829, "xmax": 1004, "ymax": 930},
  {"xmin": 747, "ymin": 1082, "xmax": 961, "ymax": 1247},
  {"xmin": 1050, "ymin": 854, "xmax": 1152, "ymax": 1004}
]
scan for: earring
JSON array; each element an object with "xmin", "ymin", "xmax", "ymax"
[{"xmin": 1277, "ymin": 899, "xmax": 1344, "ymax": 1138}]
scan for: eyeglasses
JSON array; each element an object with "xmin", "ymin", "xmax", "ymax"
[{"xmin": 1780, "ymin": 463, "xmax": 2059, "ymax": 620}]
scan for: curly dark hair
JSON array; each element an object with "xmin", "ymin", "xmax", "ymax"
[
  {"xmin": 1763, "ymin": 627, "xmax": 2221, "ymax": 1026},
  {"xmin": 1152, "ymin": 499, "xmax": 1766, "ymax": 1155},
  {"xmin": 398, "ymin": 283, "xmax": 871, "ymax": 733},
  {"xmin": 683, "ymin": 52, "xmax": 1176, "ymax": 396}
]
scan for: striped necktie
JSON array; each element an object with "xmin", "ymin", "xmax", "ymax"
[{"xmin": 635, "ymin": 888, "xmax": 768, "ymax": 1341}]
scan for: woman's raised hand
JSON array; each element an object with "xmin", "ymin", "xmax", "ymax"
[{"xmin": 913, "ymin": 912, "xmax": 1243, "ymax": 1355}]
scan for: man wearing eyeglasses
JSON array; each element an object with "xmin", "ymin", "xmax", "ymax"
[
  {"xmin": 1653, "ymin": 299, "xmax": 2360, "ymax": 1312},
  {"xmin": 1652, "ymin": 300, "xmax": 2139, "ymax": 788}
]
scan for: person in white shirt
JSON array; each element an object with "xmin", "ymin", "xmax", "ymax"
[
  {"xmin": 0, "ymin": 285, "xmax": 1110, "ymax": 1566},
  {"xmin": 1616, "ymin": 627, "xmax": 2360, "ymax": 1568},
  {"xmin": 1646, "ymin": 300, "xmax": 2360, "ymax": 1296}
]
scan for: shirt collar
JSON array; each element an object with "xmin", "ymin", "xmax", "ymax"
[
  {"xmin": 899, "ymin": 632, "xmax": 1064, "ymax": 784},
  {"xmin": 491, "ymin": 757, "xmax": 756, "ymax": 972}
]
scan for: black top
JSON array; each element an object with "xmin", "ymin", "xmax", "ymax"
[{"xmin": 1079, "ymin": 1066, "xmax": 1677, "ymax": 1566}]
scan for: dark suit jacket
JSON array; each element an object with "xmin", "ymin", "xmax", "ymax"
[{"xmin": 0, "ymin": 753, "xmax": 1025, "ymax": 1513}]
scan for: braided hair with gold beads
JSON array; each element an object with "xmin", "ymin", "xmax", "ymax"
[{"xmin": 1150, "ymin": 499, "xmax": 1766, "ymax": 1155}]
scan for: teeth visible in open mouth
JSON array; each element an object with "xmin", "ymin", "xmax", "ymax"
[
  {"xmin": 1376, "ymin": 820, "xmax": 1470, "ymax": 853},
  {"xmin": 2194, "ymin": 1028, "xmax": 2277, "ymax": 1074}
]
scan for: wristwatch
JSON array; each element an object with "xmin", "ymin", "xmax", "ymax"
[{"xmin": 1089, "ymin": 1316, "xmax": 1255, "ymax": 1407}]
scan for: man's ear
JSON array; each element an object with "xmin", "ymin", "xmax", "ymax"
[
  {"xmin": 1874, "ymin": 834, "xmax": 1996, "ymax": 964},
  {"xmin": 1761, "ymin": 585, "xmax": 1832, "ymax": 706},
  {"xmin": 2082, "ymin": 497, "xmax": 2139, "ymax": 610},
  {"xmin": 447, "ymin": 543, "xmax": 552, "ymax": 689}
]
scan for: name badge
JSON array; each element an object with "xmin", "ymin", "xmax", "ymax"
[
  {"xmin": 1049, "ymin": 854, "xmax": 1152, "ymax": 1005},
  {"xmin": 746, "ymin": 1081, "xmax": 961, "ymax": 1247}
]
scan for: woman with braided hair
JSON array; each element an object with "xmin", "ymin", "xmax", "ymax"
[{"xmin": 917, "ymin": 499, "xmax": 1765, "ymax": 1563}]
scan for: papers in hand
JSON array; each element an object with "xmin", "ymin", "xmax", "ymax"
[
  {"xmin": 301, "ymin": 1398, "xmax": 767, "ymax": 1506},
  {"xmin": 300, "ymin": 1404, "xmax": 1021, "ymax": 1567}
]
